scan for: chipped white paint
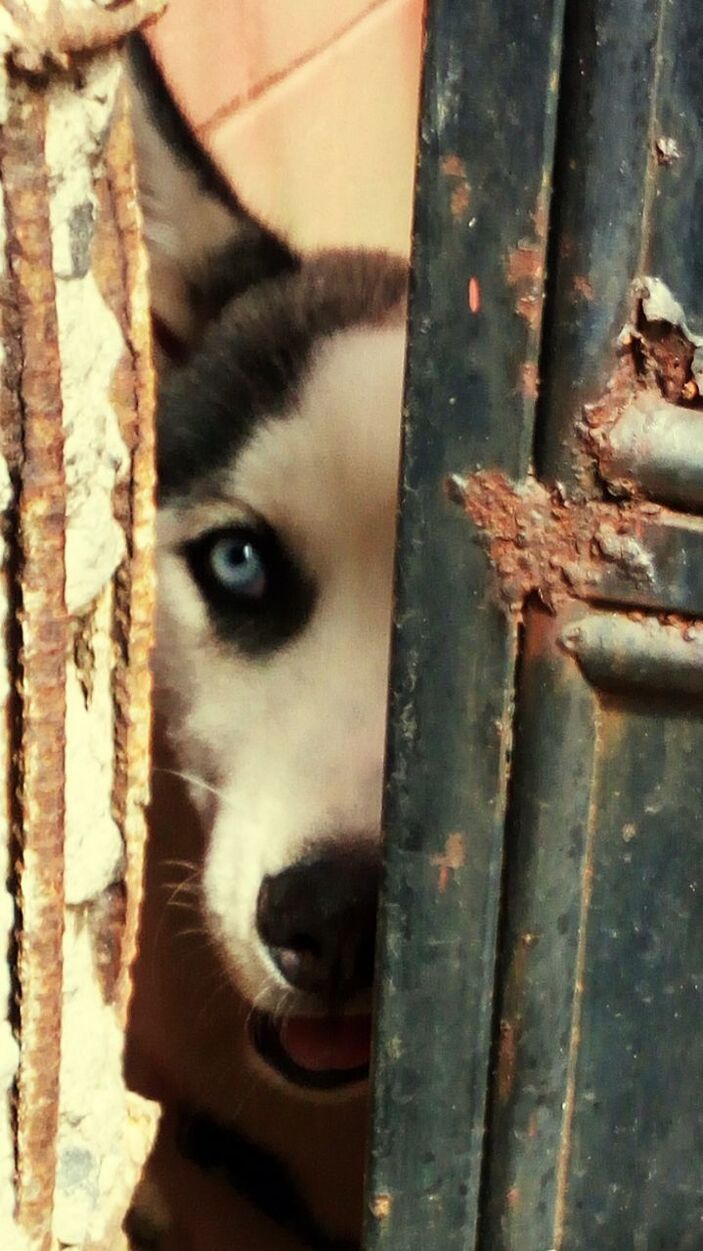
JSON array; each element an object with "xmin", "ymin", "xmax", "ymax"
[
  {"xmin": 45, "ymin": 53, "xmax": 129, "ymax": 618},
  {"xmin": 53, "ymin": 915, "xmax": 128, "ymax": 1246},
  {"xmin": 64, "ymin": 587, "xmax": 124, "ymax": 907},
  {"xmin": 41, "ymin": 47, "xmax": 153, "ymax": 1249}
]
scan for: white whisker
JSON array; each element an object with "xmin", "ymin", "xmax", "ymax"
[{"xmin": 153, "ymin": 765, "xmax": 227, "ymax": 803}]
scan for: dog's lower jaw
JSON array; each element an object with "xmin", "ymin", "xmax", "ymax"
[{"xmin": 126, "ymin": 762, "xmax": 369, "ymax": 1245}]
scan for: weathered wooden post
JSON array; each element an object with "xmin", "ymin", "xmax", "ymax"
[{"xmin": 0, "ymin": 3, "xmax": 163, "ymax": 1247}]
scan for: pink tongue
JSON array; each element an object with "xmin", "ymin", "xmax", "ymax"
[{"xmin": 280, "ymin": 1015, "xmax": 372, "ymax": 1073}]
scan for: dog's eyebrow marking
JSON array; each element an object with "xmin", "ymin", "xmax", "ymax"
[
  {"xmin": 165, "ymin": 492, "xmax": 257, "ymax": 542},
  {"xmin": 157, "ymin": 251, "xmax": 407, "ymax": 499}
]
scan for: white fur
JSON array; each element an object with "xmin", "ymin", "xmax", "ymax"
[{"xmin": 154, "ymin": 322, "xmax": 404, "ymax": 1011}]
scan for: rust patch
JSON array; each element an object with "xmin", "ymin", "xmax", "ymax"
[
  {"xmin": 636, "ymin": 319, "xmax": 695, "ymax": 404},
  {"xmin": 506, "ymin": 239, "xmax": 544, "ymax": 331},
  {"xmin": 514, "ymin": 293, "xmax": 541, "ymax": 329},
  {"xmin": 559, "ymin": 233, "xmax": 575, "ymax": 261},
  {"xmin": 572, "ymin": 274, "xmax": 594, "ymax": 301},
  {"xmin": 519, "ymin": 361, "xmax": 539, "ymax": 400},
  {"xmin": 533, "ymin": 198, "xmax": 548, "ymax": 245},
  {"xmin": 468, "ymin": 276, "xmax": 481, "ymax": 314},
  {"xmin": 451, "ymin": 182, "xmax": 471, "ymax": 220},
  {"xmin": 457, "ymin": 470, "xmax": 672, "ymax": 616},
  {"xmin": 506, "ymin": 1185, "xmax": 521, "ymax": 1209},
  {"xmin": 441, "ymin": 154, "xmax": 471, "ymax": 222},
  {"xmin": 441, "ymin": 154, "xmax": 466, "ymax": 179},
  {"xmin": 430, "ymin": 832, "xmax": 465, "ymax": 894},
  {"xmin": 370, "ymin": 1193, "xmax": 392, "ymax": 1220},
  {"xmin": 496, "ymin": 1018, "xmax": 520, "ymax": 1104},
  {"xmin": 506, "ymin": 242, "xmax": 543, "ymax": 286}
]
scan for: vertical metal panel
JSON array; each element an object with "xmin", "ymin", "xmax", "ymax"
[
  {"xmin": 365, "ymin": 3, "xmax": 566, "ymax": 1248},
  {"xmin": 479, "ymin": 605, "xmax": 602, "ymax": 1251},
  {"xmin": 643, "ymin": 2, "xmax": 703, "ymax": 317},
  {"xmin": 537, "ymin": 0, "xmax": 663, "ymax": 486},
  {"xmin": 480, "ymin": 2, "xmax": 703, "ymax": 1249}
]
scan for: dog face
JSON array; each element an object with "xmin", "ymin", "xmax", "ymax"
[{"xmin": 129, "ymin": 39, "xmax": 406, "ymax": 1095}]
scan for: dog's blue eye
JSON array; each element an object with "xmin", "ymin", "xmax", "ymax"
[
  {"xmin": 183, "ymin": 521, "xmax": 317, "ymax": 655},
  {"xmin": 208, "ymin": 532, "xmax": 267, "ymax": 598}
]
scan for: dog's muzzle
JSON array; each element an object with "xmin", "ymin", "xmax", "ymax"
[{"xmin": 252, "ymin": 845, "xmax": 378, "ymax": 1089}]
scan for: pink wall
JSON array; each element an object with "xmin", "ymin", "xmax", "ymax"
[{"xmin": 146, "ymin": 0, "xmax": 424, "ymax": 255}]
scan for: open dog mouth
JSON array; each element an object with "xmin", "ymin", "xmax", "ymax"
[{"xmin": 250, "ymin": 1010, "xmax": 372, "ymax": 1091}]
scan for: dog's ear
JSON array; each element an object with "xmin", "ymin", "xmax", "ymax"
[{"xmin": 126, "ymin": 34, "xmax": 300, "ymax": 361}]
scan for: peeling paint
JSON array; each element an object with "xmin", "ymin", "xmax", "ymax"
[
  {"xmin": 0, "ymin": 12, "xmax": 160, "ymax": 1248},
  {"xmin": 572, "ymin": 274, "xmax": 594, "ymax": 301},
  {"xmin": 441, "ymin": 153, "xmax": 466, "ymax": 179},
  {"xmin": 370, "ymin": 1192, "xmax": 392, "ymax": 1220},
  {"xmin": 520, "ymin": 360, "xmax": 539, "ymax": 400},
  {"xmin": 45, "ymin": 55, "xmax": 129, "ymax": 617},
  {"xmin": 441, "ymin": 154, "xmax": 471, "ymax": 222},
  {"xmin": 430, "ymin": 832, "xmax": 466, "ymax": 894},
  {"xmin": 506, "ymin": 242, "xmax": 543, "ymax": 287}
]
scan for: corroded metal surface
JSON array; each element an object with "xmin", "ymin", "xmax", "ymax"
[
  {"xmin": 370, "ymin": 1, "xmax": 703, "ymax": 1250},
  {"xmin": 365, "ymin": 2, "xmax": 567, "ymax": 1249},
  {"xmin": 475, "ymin": 3, "xmax": 703, "ymax": 1250},
  {"xmin": 0, "ymin": 1, "xmax": 166, "ymax": 72},
  {"xmin": 0, "ymin": 4, "xmax": 160, "ymax": 1249},
  {"xmin": 458, "ymin": 470, "xmax": 703, "ymax": 618}
]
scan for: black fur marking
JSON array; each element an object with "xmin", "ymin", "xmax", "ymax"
[
  {"xmin": 127, "ymin": 32, "xmax": 242, "ymax": 213},
  {"xmin": 158, "ymin": 249, "xmax": 408, "ymax": 497},
  {"xmin": 182, "ymin": 522, "xmax": 317, "ymax": 656}
]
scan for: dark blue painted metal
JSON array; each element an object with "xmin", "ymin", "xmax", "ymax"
[
  {"xmin": 367, "ymin": 1, "xmax": 703, "ymax": 1249},
  {"xmin": 364, "ymin": 2, "xmax": 566, "ymax": 1248}
]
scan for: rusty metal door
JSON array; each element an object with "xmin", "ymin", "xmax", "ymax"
[{"xmin": 365, "ymin": 2, "xmax": 703, "ymax": 1249}]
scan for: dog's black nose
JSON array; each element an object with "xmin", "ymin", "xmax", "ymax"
[{"xmin": 256, "ymin": 847, "xmax": 379, "ymax": 1002}]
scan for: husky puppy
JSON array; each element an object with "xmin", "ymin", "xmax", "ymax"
[{"xmin": 125, "ymin": 35, "xmax": 407, "ymax": 1251}]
